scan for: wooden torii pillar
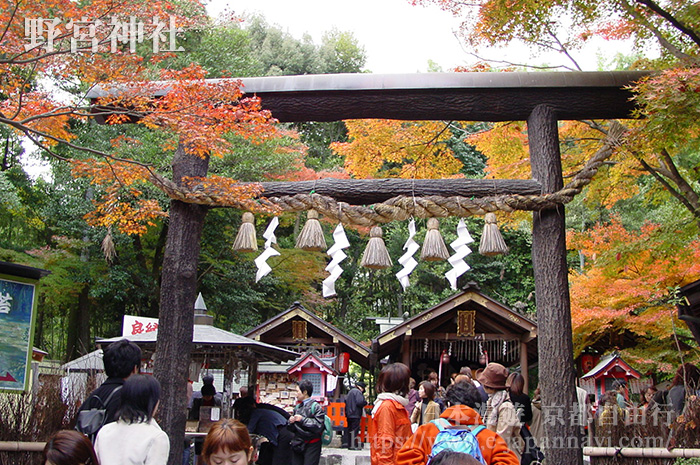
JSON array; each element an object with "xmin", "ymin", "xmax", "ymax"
[{"xmin": 88, "ymin": 71, "xmax": 649, "ymax": 465}]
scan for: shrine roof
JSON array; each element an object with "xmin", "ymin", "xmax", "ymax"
[
  {"xmin": 0, "ymin": 261, "xmax": 50, "ymax": 280},
  {"xmin": 373, "ymin": 282, "xmax": 538, "ymax": 362},
  {"xmin": 581, "ymin": 353, "xmax": 641, "ymax": 380},
  {"xmin": 679, "ymin": 279, "xmax": 700, "ymax": 345},
  {"xmin": 97, "ymin": 324, "xmax": 298, "ymax": 363},
  {"xmin": 245, "ymin": 302, "xmax": 371, "ymax": 369}
]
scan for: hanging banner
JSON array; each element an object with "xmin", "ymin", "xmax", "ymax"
[{"xmin": 0, "ymin": 275, "xmax": 38, "ymax": 392}]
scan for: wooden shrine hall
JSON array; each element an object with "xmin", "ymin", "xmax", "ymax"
[
  {"xmin": 245, "ymin": 302, "xmax": 370, "ymax": 368},
  {"xmin": 373, "ymin": 282, "xmax": 538, "ymax": 391}
]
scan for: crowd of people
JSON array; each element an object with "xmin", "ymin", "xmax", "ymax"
[
  {"xmin": 41, "ymin": 338, "xmax": 700, "ymax": 465},
  {"xmin": 593, "ymin": 362, "xmax": 700, "ymax": 427}
]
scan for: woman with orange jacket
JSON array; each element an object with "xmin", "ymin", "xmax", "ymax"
[{"xmin": 370, "ymin": 363, "xmax": 413, "ymax": 465}]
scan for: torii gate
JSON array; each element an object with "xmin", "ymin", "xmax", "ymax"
[{"xmin": 89, "ymin": 70, "xmax": 650, "ymax": 465}]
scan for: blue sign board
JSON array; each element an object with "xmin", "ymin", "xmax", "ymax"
[{"xmin": 0, "ymin": 275, "xmax": 38, "ymax": 392}]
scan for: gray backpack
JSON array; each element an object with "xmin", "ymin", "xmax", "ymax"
[{"xmin": 75, "ymin": 386, "xmax": 121, "ymax": 441}]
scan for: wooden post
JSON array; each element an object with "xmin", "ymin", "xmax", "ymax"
[
  {"xmin": 334, "ymin": 342, "xmax": 343, "ymax": 400},
  {"xmin": 249, "ymin": 357, "xmax": 259, "ymax": 400},
  {"xmin": 153, "ymin": 143, "xmax": 209, "ymax": 465},
  {"xmin": 520, "ymin": 341, "xmax": 529, "ymax": 393},
  {"xmin": 528, "ymin": 104, "xmax": 581, "ymax": 465},
  {"xmin": 402, "ymin": 337, "xmax": 411, "ymax": 366}
]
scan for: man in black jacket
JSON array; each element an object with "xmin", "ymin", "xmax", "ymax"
[
  {"xmin": 343, "ymin": 381, "xmax": 367, "ymax": 450},
  {"xmin": 76, "ymin": 339, "xmax": 141, "ymax": 435},
  {"xmin": 289, "ymin": 380, "xmax": 325, "ymax": 465}
]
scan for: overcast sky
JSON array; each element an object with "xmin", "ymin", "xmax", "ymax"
[
  {"xmin": 205, "ymin": 0, "xmax": 634, "ymax": 73},
  {"xmin": 205, "ymin": 0, "xmax": 472, "ymax": 73}
]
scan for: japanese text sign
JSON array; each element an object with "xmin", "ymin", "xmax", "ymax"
[{"xmin": 0, "ymin": 275, "xmax": 38, "ymax": 392}]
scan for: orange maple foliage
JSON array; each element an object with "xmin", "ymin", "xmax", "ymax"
[
  {"xmin": 267, "ymin": 154, "xmax": 350, "ymax": 182},
  {"xmin": 467, "ymin": 122, "xmax": 529, "ymax": 179},
  {"xmin": 1, "ymin": 0, "xmax": 206, "ymax": 142},
  {"xmin": 568, "ymin": 216, "xmax": 700, "ymax": 372},
  {"xmin": 470, "ymin": 120, "xmax": 643, "ymax": 209},
  {"xmin": 67, "ymin": 65, "xmax": 282, "ymax": 233},
  {"xmin": 331, "ymin": 119, "xmax": 464, "ymax": 179},
  {"xmin": 2, "ymin": 0, "xmax": 288, "ymax": 235},
  {"xmin": 98, "ymin": 65, "xmax": 279, "ymax": 158}
]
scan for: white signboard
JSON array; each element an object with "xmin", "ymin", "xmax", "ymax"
[{"xmin": 122, "ymin": 315, "xmax": 159, "ymax": 337}]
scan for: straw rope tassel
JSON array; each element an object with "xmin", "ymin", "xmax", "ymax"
[
  {"xmin": 420, "ymin": 217, "xmax": 450, "ymax": 261},
  {"xmin": 296, "ymin": 209, "xmax": 327, "ymax": 251},
  {"xmin": 233, "ymin": 212, "xmax": 258, "ymax": 252},
  {"xmin": 360, "ymin": 226, "xmax": 393, "ymax": 269},
  {"xmin": 479, "ymin": 212, "xmax": 509, "ymax": 256},
  {"xmin": 101, "ymin": 227, "xmax": 116, "ymax": 262}
]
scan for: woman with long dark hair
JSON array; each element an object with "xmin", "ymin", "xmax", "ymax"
[
  {"xmin": 507, "ymin": 372, "xmax": 532, "ymax": 424},
  {"xmin": 668, "ymin": 363, "xmax": 700, "ymax": 414},
  {"xmin": 370, "ymin": 362, "xmax": 412, "ymax": 465},
  {"xmin": 94, "ymin": 374, "xmax": 169, "ymax": 465}
]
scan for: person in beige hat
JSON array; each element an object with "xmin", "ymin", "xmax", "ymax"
[{"xmin": 478, "ymin": 363, "xmax": 523, "ymax": 459}]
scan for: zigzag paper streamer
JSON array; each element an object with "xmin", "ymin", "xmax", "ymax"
[
  {"xmin": 396, "ymin": 219, "xmax": 419, "ymax": 291},
  {"xmin": 255, "ymin": 217, "xmax": 280, "ymax": 282},
  {"xmin": 445, "ymin": 219, "xmax": 474, "ymax": 290},
  {"xmin": 322, "ymin": 224, "xmax": 350, "ymax": 297}
]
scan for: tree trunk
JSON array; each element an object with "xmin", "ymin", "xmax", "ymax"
[
  {"xmin": 150, "ymin": 222, "xmax": 168, "ymax": 315},
  {"xmin": 153, "ymin": 143, "xmax": 209, "ymax": 465},
  {"xmin": 66, "ymin": 284, "xmax": 91, "ymax": 360},
  {"xmin": 637, "ymin": 152, "xmax": 700, "ymax": 229},
  {"xmin": 528, "ymin": 105, "xmax": 581, "ymax": 465}
]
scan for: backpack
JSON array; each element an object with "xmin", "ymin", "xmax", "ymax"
[
  {"xmin": 428, "ymin": 418, "xmax": 487, "ymax": 465},
  {"xmin": 75, "ymin": 386, "xmax": 122, "ymax": 442},
  {"xmin": 321, "ymin": 414, "xmax": 334, "ymax": 445},
  {"xmin": 310, "ymin": 402, "xmax": 334, "ymax": 445}
]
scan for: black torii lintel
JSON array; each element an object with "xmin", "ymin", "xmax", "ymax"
[
  {"xmin": 88, "ymin": 71, "xmax": 652, "ymax": 124},
  {"xmin": 0, "ymin": 261, "xmax": 50, "ymax": 280}
]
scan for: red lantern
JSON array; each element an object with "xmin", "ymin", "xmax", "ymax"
[
  {"xmin": 336, "ymin": 352, "xmax": 350, "ymax": 374},
  {"xmin": 581, "ymin": 354, "xmax": 595, "ymax": 373}
]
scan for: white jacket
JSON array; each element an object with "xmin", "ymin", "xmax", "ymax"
[{"xmin": 95, "ymin": 418, "xmax": 169, "ymax": 465}]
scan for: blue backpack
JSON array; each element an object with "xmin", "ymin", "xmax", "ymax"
[{"xmin": 428, "ymin": 418, "xmax": 487, "ymax": 465}]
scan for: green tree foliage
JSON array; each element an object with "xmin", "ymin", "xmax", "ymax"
[
  {"xmin": 319, "ymin": 29, "xmax": 368, "ymax": 73},
  {"xmin": 153, "ymin": 22, "xmax": 260, "ymax": 78}
]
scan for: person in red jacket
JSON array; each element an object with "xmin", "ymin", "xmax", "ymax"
[
  {"xmin": 396, "ymin": 381, "xmax": 519, "ymax": 465},
  {"xmin": 370, "ymin": 362, "xmax": 413, "ymax": 465}
]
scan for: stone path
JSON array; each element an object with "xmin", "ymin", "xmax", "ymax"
[{"xmin": 320, "ymin": 445, "xmax": 370, "ymax": 465}]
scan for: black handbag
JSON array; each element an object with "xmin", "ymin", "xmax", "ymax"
[
  {"xmin": 290, "ymin": 436, "xmax": 307, "ymax": 453},
  {"xmin": 520, "ymin": 425, "xmax": 545, "ymax": 465}
]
